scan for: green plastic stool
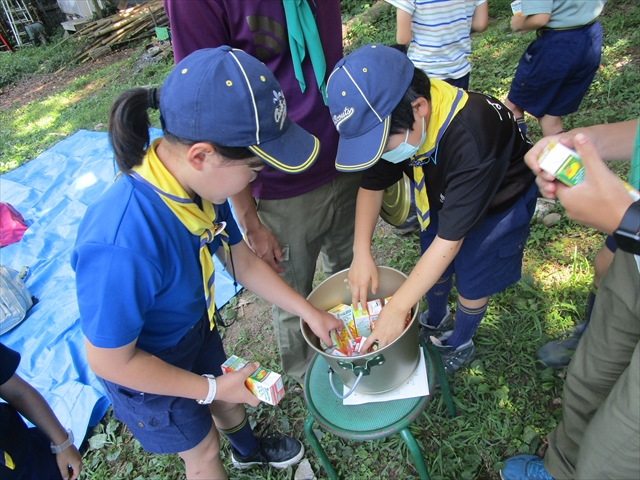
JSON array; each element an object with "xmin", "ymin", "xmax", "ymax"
[{"xmin": 303, "ymin": 343, "xmax": 456, "ymax": 479}]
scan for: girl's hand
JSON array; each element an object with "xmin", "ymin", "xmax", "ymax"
[
  {"xmin": 214, "ymin": 363, "xmax": 262, "ymax": 407},
  {"xmin": 348, "ymin": 254, "xmax": 379, "ymax": 307},
  {"xmin": 302, "ymin": 308, "xmax": 343, "ymax": 347},
  {"xmin": 56, "ymin": 446, "xmax": 82, "ymax": 480},
  {"xmin": 361, "ymin": 303, "xmax": 406, "ymax": 352}
]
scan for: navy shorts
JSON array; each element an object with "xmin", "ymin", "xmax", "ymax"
[
  {"xmin": 420, "ymin": 182, "xmax": 538, "ymax": 300},
  {"xmin": 508, "ymin": 21, "xmax": 602, "ymax": 118},
  {"xmin": 100, "ymin": 315, "xmax": 227, "ymax": 454}
]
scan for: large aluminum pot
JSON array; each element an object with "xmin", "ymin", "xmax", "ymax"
[{"xmin": 301, "ymin": 266, "xmax": 420, "ymax": 394}]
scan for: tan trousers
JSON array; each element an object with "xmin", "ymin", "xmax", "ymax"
[
  {"xmin": 545, "ymin": 250, "xmax": 640, "ymax": 479},
  {"xmin": 255, "ymin": 172, "xmax": 361, "ymax": 383}
]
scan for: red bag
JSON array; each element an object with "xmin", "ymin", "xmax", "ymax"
[{"xmin": 0, "ymin": 203, "xmax": 28, "ymax": 247}]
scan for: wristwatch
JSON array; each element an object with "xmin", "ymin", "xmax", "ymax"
[
  {"xmin": 614, "ymin": 200, "xmax": 640, "ymax": 255},
  {"xmin": 50, "ymin": 428, "xmax": 74, "ymax": 454}
]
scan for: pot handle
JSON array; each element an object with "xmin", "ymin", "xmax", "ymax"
[{"xmin": 327, "ymin": 367, "xmax": 364, "ymax": 399}]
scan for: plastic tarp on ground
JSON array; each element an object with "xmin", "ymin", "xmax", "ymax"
[{"xmin": 0, "ymin": 129, "xmax": 242, "ymax": 447}]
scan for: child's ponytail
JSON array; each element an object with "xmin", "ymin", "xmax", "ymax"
[{"xmin": 107, "ymin": 87, "xmax": 159, "ymax": 173}]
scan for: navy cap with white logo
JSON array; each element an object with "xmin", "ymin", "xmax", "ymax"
[
  {"xmin": 160, "ymin": 46, "xmax": 319, "ymax": 174},
  {"xmin": 326, "ymin": 44, "xmax": 414, "ymax": 172}
]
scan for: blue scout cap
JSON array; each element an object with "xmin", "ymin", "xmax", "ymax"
[
  {"xmin": 326, "ymin": 44, "xmax": 414, "ymax": 172},
  {"xmin": 160, "ymin": 46, "xmax": 319, "ymax": 174}
]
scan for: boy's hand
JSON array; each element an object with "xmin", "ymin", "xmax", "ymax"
[
  {"xmin": 302, "ymin": 308, "xmax": 343, "ymax": 347},
  {"xmin": 56, "ymin": 446, "xmax": 82, "ymax": 480},
  {"xmin": 214, "ymin": 363, "xmax": 262, "ymax": 406},
  {"xmin": 361, "ymin": 303, "xmax": 406, "ymax": 352},
  {"xmin": 348, "ymin": 254, "xmax": 379, "ymax": 307}
]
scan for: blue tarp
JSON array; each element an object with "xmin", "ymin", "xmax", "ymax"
[{"xmin": 0, "ymin": 129, "xmax": 242, "ymax": 447}]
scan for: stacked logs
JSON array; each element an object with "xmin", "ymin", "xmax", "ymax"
[{"xmin": 59, "ymin": 0, "xmax": 169, "ymax": 62}]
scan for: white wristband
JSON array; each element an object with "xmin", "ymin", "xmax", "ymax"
[
  {"xmin": 197, "ymin": 374, "xmax": 217, "ymax": 404},
  {"xmin": 50, "ymin": 428, "xmax": 74, "ymax": 454}
]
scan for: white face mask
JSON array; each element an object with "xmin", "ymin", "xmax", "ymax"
[{"xmin": 381, "ymin": 117, "xmax": 426, "ymax": 164}]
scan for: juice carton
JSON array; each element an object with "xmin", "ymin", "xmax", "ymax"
[
  {"xmin": 221, "ymin": 355, "xmax": 285, "ymax": 405},
  {"xmin": 510, "ymin": 0, "xmax": 522, "ymax": 16},
  {"xmin": 221, "ymin": 355, "xmax": 248, "ymax": 374},
  {"xmin": 328, "ymin": 304, "xmax": 356, "ymax": 340},
  {"xmin": 347, "ymin": 336, "xmax": 367, "ymax": 356},
  {"xmin": 537, "ymin": 139, "xmax": 585, "ymax": 186},
  {"xmin": 350, "ymin": 301, "xmax": 372, "ymax": 337},
  {"xmin": 366, "ymin": 299, "xmax": 383, "ymax": 324},
  {"xmin": 247, "ymin": 365, "xmax": 285, "ymax": 406}
]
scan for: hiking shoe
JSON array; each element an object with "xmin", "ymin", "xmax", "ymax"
[
  {"xmin": 430, "ymin": 334, "xmax": 476, "ymax": 376},
  {"xmin": 231, "ymin": 435, "xmax": 304, "ymax": 469},
  {"xmin": 536, "ymin": 321, "xmax": 587, "ymax": 369},
  {"xmin": 500, "ymin": 455, "xmax": 554, "ymax": 480}
]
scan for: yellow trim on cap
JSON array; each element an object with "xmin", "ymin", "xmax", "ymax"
[
  {"xmin": 248, "ymin": 136, "xmax": 320, "ymax": 174},
  {"xmin": 336, "ymin": 116, "xmax": 390, "ymax": 172}
]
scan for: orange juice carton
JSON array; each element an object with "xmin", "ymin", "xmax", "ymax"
[
  {"xmin": 246, "ymin": 365, "xmax": 285, "ymax": 406},
  {"xmin": 221, "ymin": 355, "xmax": 285, "ymax": 405},
  {"xmin": 350, "ymin": 302, "xmax": 372, "ymax": 337},
  {"xmin": 537, "ymin": 139, "xmax": 585, "ymax": 186},
  {"xmin": 320, "ymin": 328, "xmax": 345, "ymax": 352},
  {"xmin": 328, "ymin": 304, "xmax": 356, "ymax": 340},
  {"xmin": 221, "ymin": 355, "xmax": 248, "ymax": 374},
  {"xmin": 510, "ymin": 0, "xmax": 522, "ymax": 16}
]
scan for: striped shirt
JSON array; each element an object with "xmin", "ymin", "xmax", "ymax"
[{"xmin": 386, "ymin": 0, "xmax": 486, "ymax": 80}]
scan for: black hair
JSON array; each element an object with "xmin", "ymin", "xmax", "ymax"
[
  {"xmin": 107, "ymin": 87, "xmax": 254, "ymax": 174},
  {"xmin": 387, "ymin": 45, "xmax": 431, "ymax": 136}
]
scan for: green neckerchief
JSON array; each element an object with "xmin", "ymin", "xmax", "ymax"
[{"xmin": 282, "ymin": 0, "xmax": 328, "ymax": 104}]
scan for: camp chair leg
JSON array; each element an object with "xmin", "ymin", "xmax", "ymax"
[
  {"xmin": 399, "ymin": 427, "xmax": 430, "ymax": 480},
  {"xmin": 304, "ymin": 415, "xmax": 338, "ymax": 480},
  {"xmin": 427, "ymin": 343, "xmax": 457, "ymax": 417}
]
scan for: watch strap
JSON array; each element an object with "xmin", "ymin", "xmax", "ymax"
[{"xmin": 50, "ymin": 428, "xmax": 74, "ymax": 454}]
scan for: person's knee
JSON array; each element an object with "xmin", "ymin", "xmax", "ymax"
[{"xmin": 538, "ymin": 115, "xmax": 564, "ymax": 136}]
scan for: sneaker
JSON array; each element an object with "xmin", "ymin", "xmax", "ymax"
[
  {"xmin": 536, "ymin": 321, "xmax": 587, "ymax": 369},
  {"xmin": 231, "ymin": 435, "xmax": 304, "ymax": 470},
  {"xmin": 430, "ymin": 333, "xmax": 476, "ymax": 376},
  {"xmin": 500, "ymin": 455, "xmax": 554, "ymax": 480},
  {"xmin": 418, "ymin": 307, "xmax": 453, "ymax": 332}
]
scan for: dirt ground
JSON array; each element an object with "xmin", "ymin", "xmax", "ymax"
[{"xmin": 0, "ymin": 48, "xmax": 134, "ymax": 111}]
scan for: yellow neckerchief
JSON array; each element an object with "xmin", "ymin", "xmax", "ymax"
[
  {"xmin": 130, "ymin": 138, "xmax": 229, "ymax": 329},
  {"xmin": 411, "ymin": 80, "xmax": 468, "ymax": 230}
]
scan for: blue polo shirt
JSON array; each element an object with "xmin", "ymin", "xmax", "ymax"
[{"xmin": 72, "ymin": 174, "xmax": 242, "ymax": 354}]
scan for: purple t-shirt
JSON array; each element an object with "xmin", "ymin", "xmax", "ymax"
[{"xmin": 163, "ymin": 0, "xmax": 343, "ymax": 200}]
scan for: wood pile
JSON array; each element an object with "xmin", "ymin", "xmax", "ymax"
[{"xmin": 58, "ymin": 0, "xmax": 169, "ymax": 62}]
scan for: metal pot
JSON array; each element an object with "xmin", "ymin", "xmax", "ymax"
[{"xmin": 301, "ymin": 266, "xmax": 419, "ymax": 395}]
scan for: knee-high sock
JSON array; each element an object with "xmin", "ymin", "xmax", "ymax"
[
  {"xmin": 425, "ymin": 273, "xmax": 453, "ymax": 327},
  {"xmin": 447, "ymin": 299, "xmax": 488, "ymax": 348},
  {"xmin": 515, "ymin": 116, "xmax": 527, "ymax": 136},
  {"xmin": 218, "ymin": 413, "xmax": 258, "ymax": 456}
]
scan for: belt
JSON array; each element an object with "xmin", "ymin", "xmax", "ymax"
[{"xmin": 537, "ymin": 17, "xmax": 597, "ymax": 35}]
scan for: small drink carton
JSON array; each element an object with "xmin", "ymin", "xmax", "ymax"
[
  {"xmin": 350, "ymin": 301, "xmax": 372, "ymax": 337},
  {"xmin": 510, "ymin": 0, "xmax": 522, "ymax": 16},
  {"xmin": 347, "ymin": 336, "xmax": 367, "ymax": 356},
  {"xmin": 221, "ymin": 355, "xmax": 286, "ymax": 405},
  {"xmin": 221, "ymin": 355, "xmax": 248, "ymax": 374},
  {"xmin": 537, "ymin": 139, "xmax": 585, "ymax": 186},
  {"xmin": 328, "ymin": 304, "xmax": 356, "ymax": 340},
  {"xmin": 366, "ymin": 299, "xmax": 383, "ymax": 323}
]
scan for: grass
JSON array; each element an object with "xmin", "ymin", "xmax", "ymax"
[{"xmin": 1, "ymin": 0, "xmax": 639, "ymax": 478}]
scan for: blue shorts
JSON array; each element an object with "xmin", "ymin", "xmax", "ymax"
[
  {"xmin": 101, "ymin": 315, "xmax": 227, "ymax": 454},
  {"xmin": 508, "ymin": 21, "xmax": 602, "ymax": 118},
  {"xmin": 445, "ymin": 73, "xmax": 469, "ymax": 91},
  {"xmin": 420, "ymin": 182, "xmax": 538, "ymax": 300}
]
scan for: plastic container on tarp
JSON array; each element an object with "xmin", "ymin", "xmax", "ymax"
[{"xmin": 301, "ymin": 267, "xmax": 419, "ymax": 395}]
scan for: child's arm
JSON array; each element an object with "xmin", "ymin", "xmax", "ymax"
[
  {"xmin": 85, "ymin": 339, "xmax": 262, "ymax": 407},
  {"xmin": 471, "ymin": 1, "xmax": 489, "ymax": 32},
  {"xmin": 349, "ymin": 187, "xmax": 385, "ymax": 307},
  {"xmin": 0, "ymin": 374, "xmax": 82, "ymax": 480},
  {"xmin": 230, "ymin": 185, "xmax": 284, "ymax": 273},
  {"xmin": 395, "ymin": 7, "xmax": 413, "ymax": 45},
  {"xmin": 511, "ymin": 12, "xmax": 550, "ymax": 32},
  {"xmin": 361, "ymin": 235, "xmax": 462, "ymax": 351},
  {"xmin": 217, "ymin": 241, "xmax": 342, "ymax": 346}
]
